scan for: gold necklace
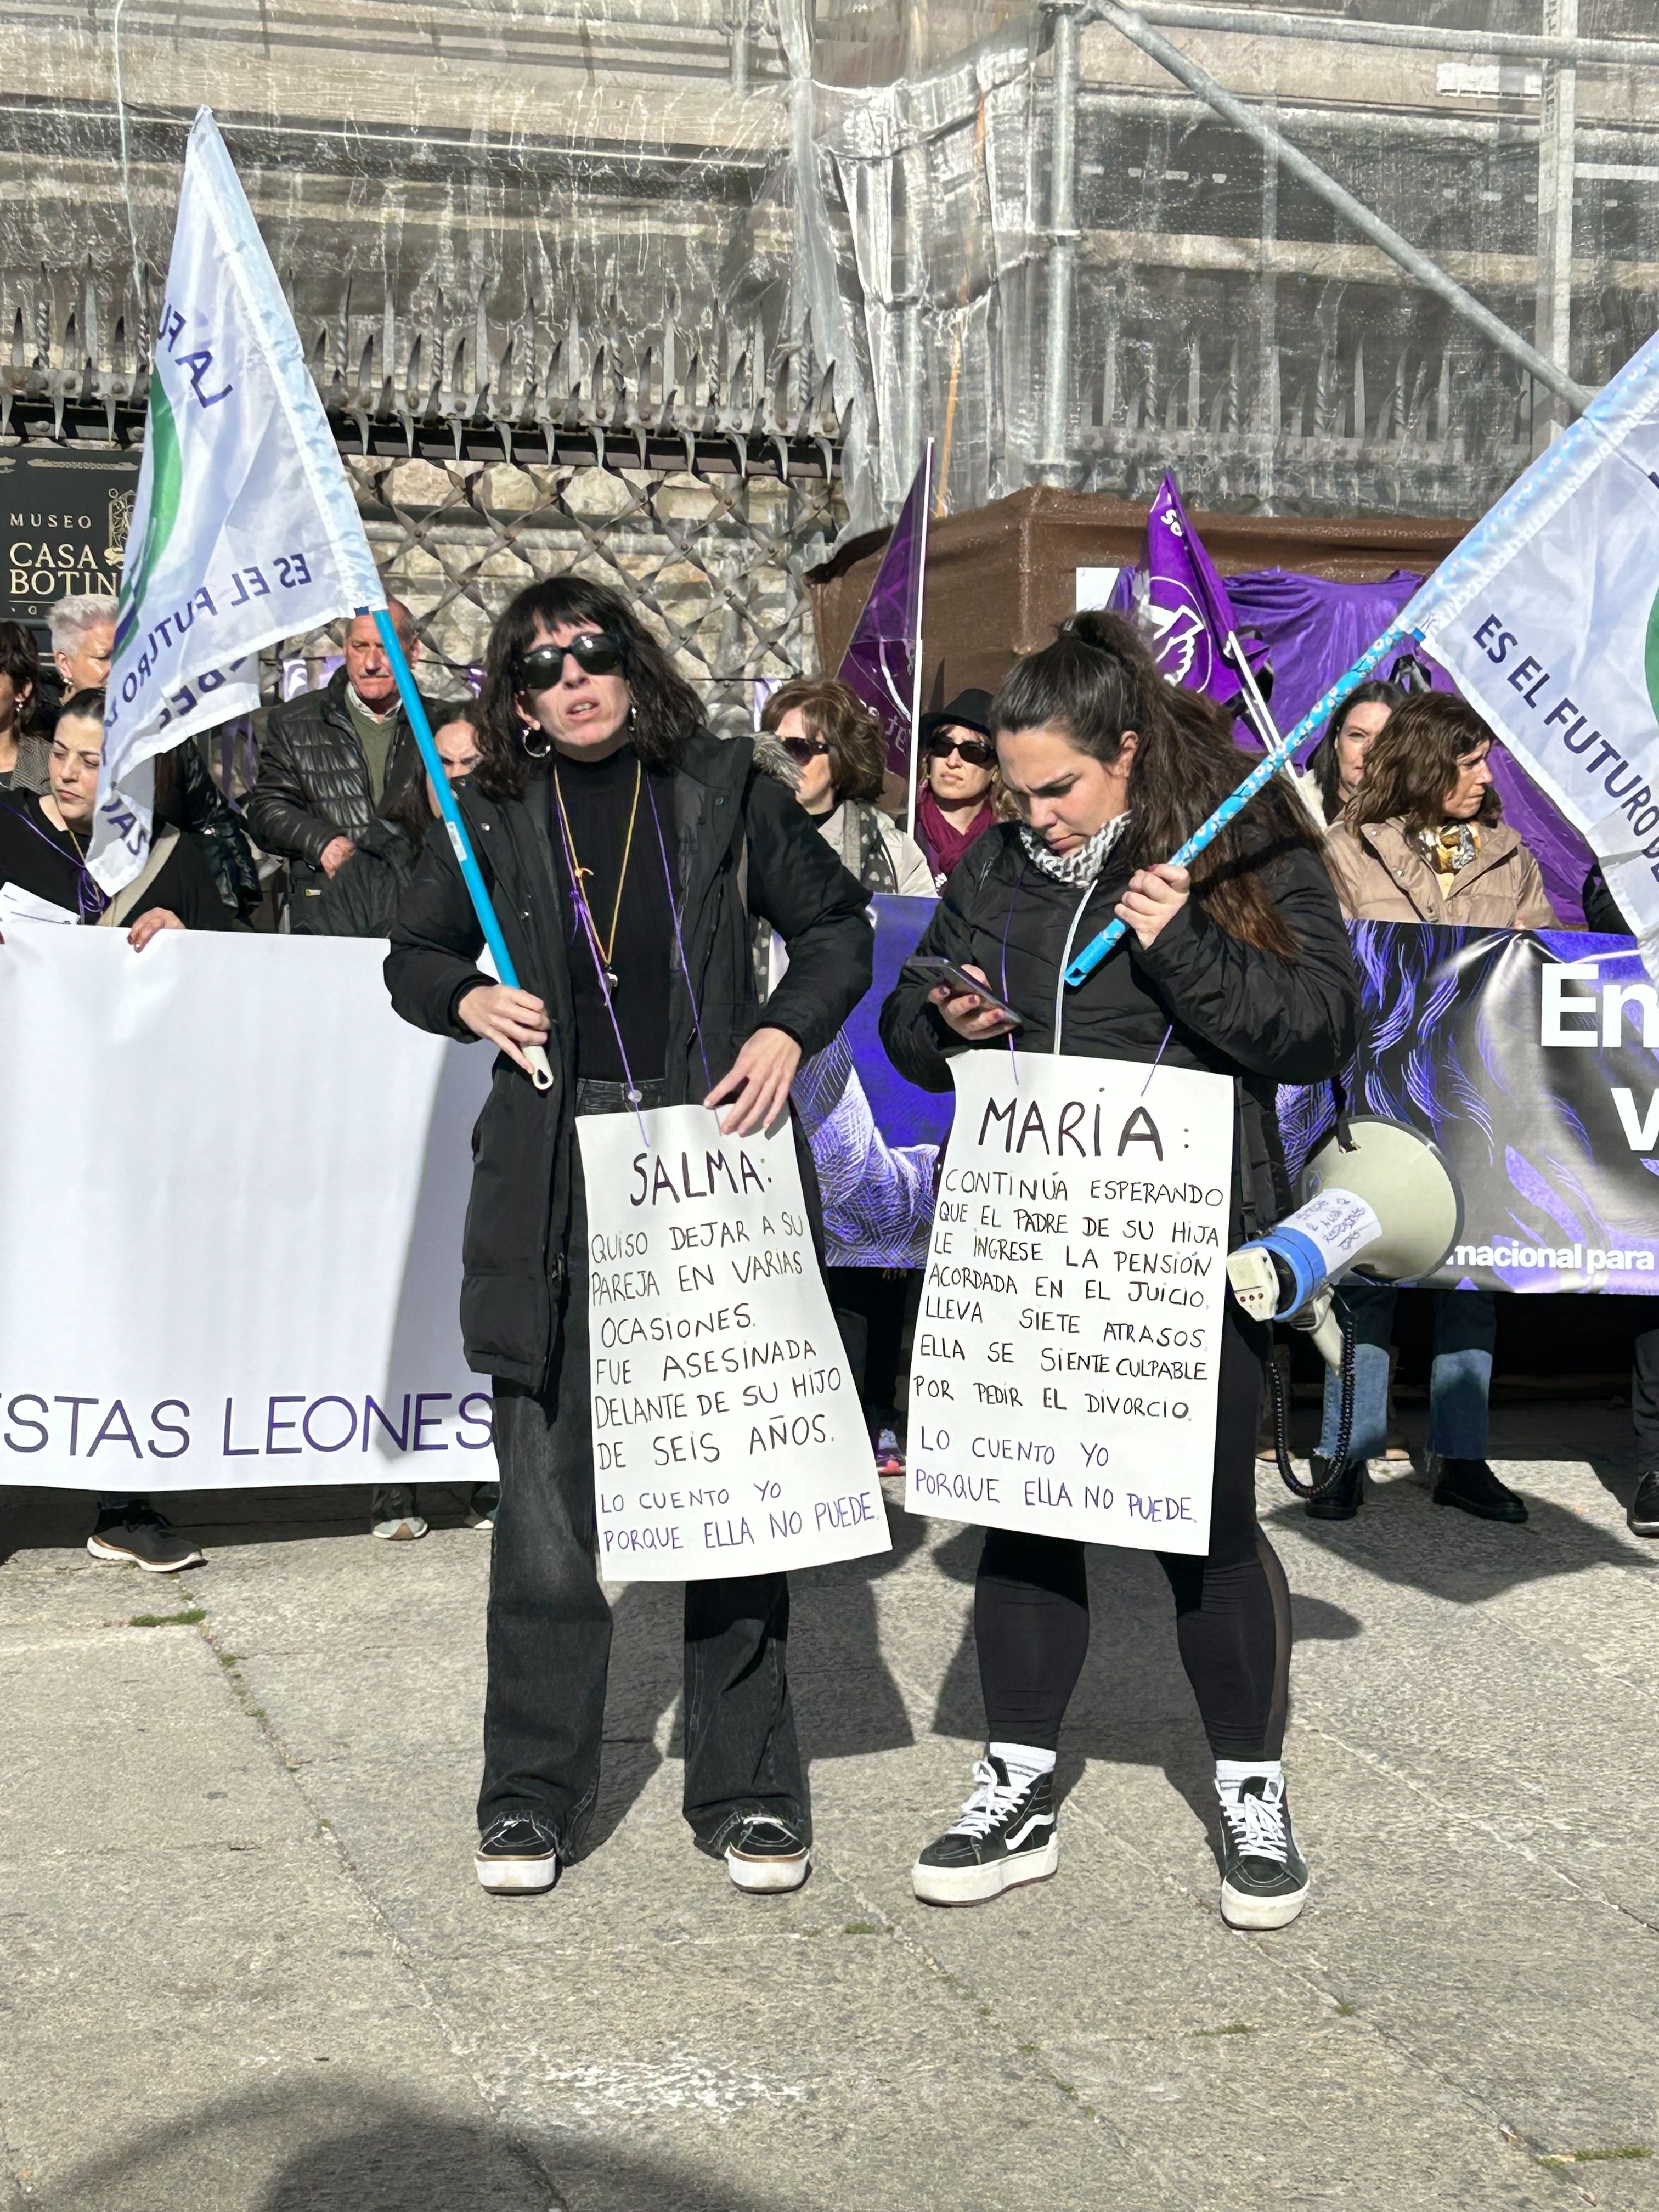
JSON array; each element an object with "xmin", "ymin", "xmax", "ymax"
[{"xmin": 554, "ymin": 757, "xmax": 641, "ymax": 989}]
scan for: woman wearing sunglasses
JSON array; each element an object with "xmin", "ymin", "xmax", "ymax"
[
  {"xmin": 386, "ymin": 577, "xmax": 872, "ymax": 1902},
  {"xmin": 879, "ymin": 613, "xmax": 1356, "ymax": 1929},
  {"xmin": 761, "ymin": 677, "xmax": 934, "ymax": 896},
  {"xmin": 914, "ymin": 689, "xmax": 1001, "ymax": 890}
]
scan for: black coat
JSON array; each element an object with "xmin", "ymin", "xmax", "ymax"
[
  {"xmin": 0, "ymin": 791, "xmax": 235, "ymax": 932},
  {"xmin": 879, "ymin": 825, "xmax": 1358, "ymax": 1235},
  {"xmin": 293, "ymin": 814, "xmax": 418, "ymax": 939},
  {"xmin": 385, "ymin": 730, "xmax": 873, "ymax": 1386},
  {"xmin": 247, "ymin": 668, "xmax": 428, "ymax": 910}
]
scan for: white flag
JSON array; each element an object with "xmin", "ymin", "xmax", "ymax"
[
  {"xmin": 91, "ymin": 106, "xmax": 385, "ymax": 892},
  {"xmin": 1396, "ymin": 329, "xmax": 1659, "ymax": 961}
]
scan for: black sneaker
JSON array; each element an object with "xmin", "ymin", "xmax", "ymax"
[
  {"xmin": 1629, "ymin": 1471, "xmax": 1659, "ymax": 1538},
  {"xmin": 475, "ymin": 1812, "xmax": 560, "ymax": 1895},
  {"xmin": 1218, "ymin": 1774, "xmax": 1310, "ymax": 1931},
  {"xmin": 86, "ymin": 1503, "xmax": 205, "ymax": 1574},
  {"xmin": 726, "ymin": 1815, "xmax": 811, "ymax": 1894},
  {"xmin": 1304, "ymin": 1453, "xmax": 1366, "ymax": 1522},
  {"xmin": 1432, "ymin": 1457, "xmax": 1527, "ymax": 1523},
  {"xmin": 911, "ymin": 1755, "xmax": 1058, "ymax": 1906}
]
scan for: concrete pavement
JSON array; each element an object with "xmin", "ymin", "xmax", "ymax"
[{"xmin": 2, "ymin": 1398, "xmax": 1657, "ymax": 2210}]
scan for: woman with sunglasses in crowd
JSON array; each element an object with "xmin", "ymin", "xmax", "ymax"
[
  {"xmin": 761, "ymin": 676, "xmax": 934, "ymax": 896},
  {"xmin": 880, "ymin": 612, "xmax": 1356, "ymax": 1930},
  {"xmin": 386, "ymin": 578, "xmax": 871, "ymax": 1903},
  {"xmin": 913, "ymin": 689, "xmax": 1001, "ymax": 889}
]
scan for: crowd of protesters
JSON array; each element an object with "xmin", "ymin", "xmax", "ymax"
[{"xmin": 3, "ymin": 580, "xmax": 1656, "ymax": 1894}]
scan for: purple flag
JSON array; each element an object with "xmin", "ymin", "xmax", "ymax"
[
  {"xmin": 1143, "ymin": 472, "xmax": 1246, "ymax": 704},
  {"xmin": 838, "ymin": 448, "xmax": 932, "ymax": 786}
]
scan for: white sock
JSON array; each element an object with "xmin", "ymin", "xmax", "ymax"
[
  {"xmin": 1215, "ymin": 1757, "xmax": 1282, "ymax": 1805},
  {"xmin": 988, "ymin": 1741, "xmax": 1057, "ymax": 1790}
]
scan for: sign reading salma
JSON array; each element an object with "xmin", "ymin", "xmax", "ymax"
[{"xmin": 91, "ymin": 106, "xmax": 383, "ymax": 894}]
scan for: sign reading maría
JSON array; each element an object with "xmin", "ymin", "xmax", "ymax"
[
  {"xmin": 575, "ymin": 1104, "xmax": 890, "ymax": 1581},
  {"xmin": 906, "ymin": 1053, "xmax": 1234, "ymax": 1558},
  {"xmin": 0, "ymin": 451, "xmax": 138, "ymax": 625}
]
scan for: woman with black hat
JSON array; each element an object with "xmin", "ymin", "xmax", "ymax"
[{"xmin": 914, "ymin": 688, "xmax": 1001, "ymax": 889}]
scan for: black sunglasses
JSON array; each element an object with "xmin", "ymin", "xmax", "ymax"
[
  {"xmin": 926, "ymin": 730, "xmax": 996, "ymax": 768},
  {"xmin": 514, "ymin": 633, "xmax": 625, "ymax": 687},
  {"xmin": 778, "ymin": 733, "xmax": 831, "ymax": 765}
]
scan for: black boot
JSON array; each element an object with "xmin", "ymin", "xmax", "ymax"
[
  {"xmin": 1432, "ymin": 1457, "xmax": 1527, "ymax": 1523},
  {"xmin": 1304, "ymin": 1453, "xmax": 1365, "ymax": 1521}
]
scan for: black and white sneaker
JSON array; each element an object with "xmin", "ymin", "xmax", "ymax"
[
  {"xmin": 911, "ymin": 1755, "xmax": 1058, "ymax": 1906},
  {"xmin": 86, "ymin": 1503, "xmax": 205, "ymax": 1574},
  {"xmin": 1218, "ymin": 1774, "xmax": 1310, "ymax": 1931},
  {"xmin": 726, "ymin": 1816, "xmax": 811, "ymax": 1894},
  {"xmin": 475, "ymin": 1812, "xmax": 560, "ymax": 1895}
]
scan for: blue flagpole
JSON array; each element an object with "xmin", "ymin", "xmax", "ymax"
[
  {"xmin": 1062, "ymin": 622, "xmax": 1413, "ymax": 989},
  {"xmin": 371, "ymin": 608, "xmax": 554, "ymax": 1091}
]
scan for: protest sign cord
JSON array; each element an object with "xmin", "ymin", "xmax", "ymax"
[
  {"xmin": 645, "ymin": 779, "xmax": 715, "ymax": 1099},
  {"xmin": 554, "ymin": 791, "xmax": 652, "ymax": 1143}
]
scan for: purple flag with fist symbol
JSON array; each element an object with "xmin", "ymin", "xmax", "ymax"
[{"xmin": 1143, "ymin": 471, "xmax": 1250, "ymax": 704}]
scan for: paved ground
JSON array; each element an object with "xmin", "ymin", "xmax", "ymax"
[{"xmin": 3, "ymin": 1398, "xmax": 1657, "ymax": 2211}]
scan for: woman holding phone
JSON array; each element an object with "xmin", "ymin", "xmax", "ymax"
[{"xmin": 880, "ymin": 614, "xmax": 1356, "ymax": 1929}]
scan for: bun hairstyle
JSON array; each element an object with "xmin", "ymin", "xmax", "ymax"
[{"xmin": 990, "ymin": 609, "xmax": 1325, "ymax": 958}]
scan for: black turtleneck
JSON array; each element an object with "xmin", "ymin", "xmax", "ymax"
[{"xmin": 551, "ymin": 744, "xmax": 674, "ymax": 1084}]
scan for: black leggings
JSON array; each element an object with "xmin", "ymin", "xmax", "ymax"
[{"xmin": 974, "ymin": 1299, "xmax": 1291, "ymax": 1762}]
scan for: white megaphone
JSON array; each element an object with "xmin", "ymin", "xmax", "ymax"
[{"xmin": 1226, "ymin": 1117, "xmax": 1463, "ymax": 1367}]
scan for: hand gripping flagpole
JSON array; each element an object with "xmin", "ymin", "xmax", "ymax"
[
  {"xmin": 1062, "ymin": 623, "xmax": 1413, "ymax": 989},
  {"xmin": 371, "ymin": 610, "xmax": 554, "ymax": 1092}
]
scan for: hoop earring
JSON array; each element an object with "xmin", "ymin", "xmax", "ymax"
[
  {"xmin": 628, "ymin": 703, "xmax": 637, "ymax": 729},
  {"xmin": 520, "ymin": 726, "xmax": 552, "ymax": 761}
]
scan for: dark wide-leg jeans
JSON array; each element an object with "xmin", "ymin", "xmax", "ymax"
[{"xmin": 478, "ymin": 1166, "xmax": 810, "ymax": 1859}]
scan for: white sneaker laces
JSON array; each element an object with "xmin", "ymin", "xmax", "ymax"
[
  {"xmin": 1220, "ymin": 1776, "xmax": 1289, "ymax": 1864},
  {"xmin": 947, "ymin": 1757, "xmax": 1025, "ymax": 1839}
]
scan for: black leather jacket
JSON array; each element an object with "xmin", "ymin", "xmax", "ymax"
[
  {"xmin": 247, "ymin": 667, "xmax": 428, "ymax": 911},
  {"xmin": 293, "ymin": 814, "xmax": 419, "ymax": 939}
]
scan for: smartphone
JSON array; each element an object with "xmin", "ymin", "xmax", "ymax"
[{"xmin": 908, "ymin": 956, "xmax": 1023, "ymax": 1029}]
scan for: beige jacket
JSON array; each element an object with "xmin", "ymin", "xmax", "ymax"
[{"xmin": 1324, "ymin": 817, "xmax": 1559, "ymax": 929}]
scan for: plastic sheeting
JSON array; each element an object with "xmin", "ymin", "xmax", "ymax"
[{"xmin": 3, "ymin": 2, "xmax": 1658, "ymax": 544}]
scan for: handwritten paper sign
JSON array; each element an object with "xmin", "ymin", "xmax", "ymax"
[
  {"xmin": 575, "ymin": 1104, "xmax": 891, "ymax": 1581},
  {"xmin": 906, "ymin": 1052, "xmax": 1235, "ymax": 1558}
]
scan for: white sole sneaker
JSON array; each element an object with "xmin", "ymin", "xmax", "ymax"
[
  {"xmin": 372, "ymin": 1517, "xmax": 428, "ymax": 1541},
  {"xmin": 726, "ymin": 1845, "xmax": 811, "ymax": 1894},
  {"xmin": 85, "ymin": 1535, "xmax": 205, "ymax": 1573},
  {"xmin": 1220, "ymin": 1875, "xmax": 1310, "ymax": 1931},
  {"xmin": 475, "ymin": 1849, "xmax": 559, "ymax": 1895},
  {"xmin": 911, "ymin": 1834, "xmax": 1059, "ymax": 1906}
]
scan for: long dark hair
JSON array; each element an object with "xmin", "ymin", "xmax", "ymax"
[
  {"xmin": 1308, "ymin": 678, "xmax": 1404, "ymax": 825},
  {"xmin": 475, "ymin": 577, "xmax": 705, "ymax": 799},
  {"xmin": 991, "ymin": 610, "xmax": 1324, "ymax": 958},
  {"xmin": 1345, "ymin": 691, "xmax": 1503, "ymax": 834}
]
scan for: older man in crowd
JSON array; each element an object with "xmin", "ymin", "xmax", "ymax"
[{"xmin": 248, "ymin": 600, "xmax": 431, "ymax": 927}]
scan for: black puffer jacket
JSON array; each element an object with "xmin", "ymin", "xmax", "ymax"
[
  {"xmin": 879, "ymin": 825, "xmax": 1357, "ymax": 1237},
  {"xmin": 247, "ymin": 668, "xmax": 428, "ymax": 911},
  {"xmin": 293, "ymin": 814, "xmax": 419, "ymax": 939},
  {"xmin": 154, "ymin": 737, "xmax": 262, "ymax": 917},
  {"xmin": 385, "ymin": 730, "xmax": 872, "ymax": 1386}
]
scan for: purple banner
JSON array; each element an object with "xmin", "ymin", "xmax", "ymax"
[{"xmin": 1143, "ymin": 472, "xmax": 1245, "ymax": 703}]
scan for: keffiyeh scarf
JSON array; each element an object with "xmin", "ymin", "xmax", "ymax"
[{"xmin": 1019, "ymin": 809, "xmax": 1132, "ymax": 887}]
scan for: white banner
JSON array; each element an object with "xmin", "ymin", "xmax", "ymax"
[
  {"xmin": 1399, "ymin": 327, "xmax": 1659, "ymax": 965},
  {"xmin": 0, "ymin": 929, "xmax": 490, "ymax": 1489},
  {"xmin": 92, "ymin": 107, "xmax": 385, "ymax": 891},
  {"xmin": 905, "ymin": 1053, "xmax": 1234, "ymax": 1558},
  {"xmin": 575, "ymin": 1104, "xmax": 890, "ymax": 1581}
]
